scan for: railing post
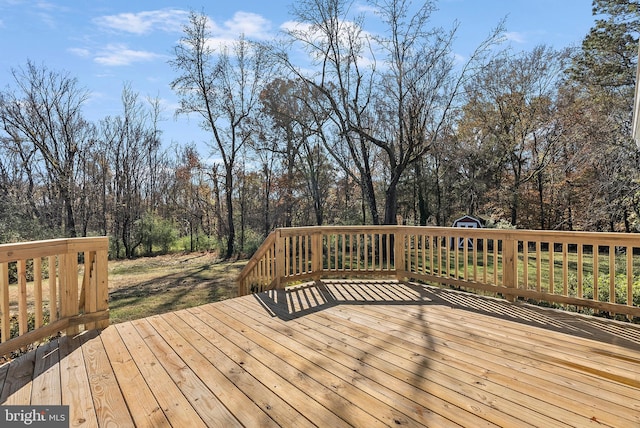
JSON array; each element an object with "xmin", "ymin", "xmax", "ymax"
[
  {"xmin": 275, "ymin": 229, "xmax": 285, "ymax": 290},
  {"xmin": 394, "ymin": 228, "xmax": 406, "ymax": 281},
  {"xmin": 60, "ymin": 252, "xmax": 80, "ymax": 336},
  {"xmin": 0, "ymin": 263, "xmax": 8, "ymax": 343},
  {"xmin": 502, "ymin": 236, "xmax": 518, "ymax": 302},
  {"xmin": 311, "ymin": 230, "xmax": 323, "ymax": 281},
  {"xmin": 96, "ymin": 249, "xmax": 110, "ymax": 329}
]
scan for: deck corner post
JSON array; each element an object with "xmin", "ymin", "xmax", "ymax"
[
  {"xmin": 394, "ymin": 228, "xmax": 407, "ymax": 281},
  {"xmin": 95, "ymin": 247, "xmax": 110, "ymax": 329},
  {"xmin": 311, "ymin": 230, "xmax": 323, "ymax": 281},
  {"xmin": 275, "ymin": 229, "xmax": 285, "ymax": 289},
  {"xmin": 60, "ymin": 251, "xmax": 80, "ymax": 336},
  {"xmin": 502, "ymin": 236, "xmax": 518, "ymax": 303}
]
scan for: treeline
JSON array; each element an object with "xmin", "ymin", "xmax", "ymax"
[{"xmin": 0, "ymin": 0, "xmax": 639, "ymax": 259}]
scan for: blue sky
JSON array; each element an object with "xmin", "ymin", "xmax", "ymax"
[{"xmin": 0, "ymin": 0, "xmax": 597, "ymax": 149}]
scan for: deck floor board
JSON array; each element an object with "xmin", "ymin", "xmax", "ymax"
[
  {"xmin": 1, "ymin": 280, "xmax": 639, "ymax": 427},
  {"xmin": 232, "ymin": 291, "xmax": 579, "ymax": 427},
  {"xmin": 355, "ymin": 304, "xmax": 638, "ymax": 424}
]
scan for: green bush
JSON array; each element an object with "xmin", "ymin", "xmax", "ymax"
[
  {"xmin": 240, "ymin": 228, "xmax": 266, "ymax": 257},
  {"xmin": 137, "ymin": 212, "xmax": 178, "ymax": 256},
  {"xmin": 578, "ymin": 272, "xmax": 640, "ymax": 306},
  {"xmin": 176, "ymin": 234, "xmax": 219, "ymax": 253},
  {"xmin": 4, "ymin": 258, "xmax": 52, "ymax": 284}
]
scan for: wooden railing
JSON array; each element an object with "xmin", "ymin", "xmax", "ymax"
[
  {"xmin": 237, "ymin": 226, "xmax": 640, "ymax": 319},
  {"xmin": 0, "ymin": 237, "xmax": 109, "ymax": 356}
]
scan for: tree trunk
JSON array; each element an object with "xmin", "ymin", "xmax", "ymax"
[
  {"xmin": 363, "ymin": 173, "xmax": 379, "ymax": 225},
  {"xmin": 537, "ymin": 171, "xmax": 545, "ymax": 229},
  {"xmin": 61, "ymin": 184, "xmax": 77, "ymax": 237},
  {"xmin": 383, "ymin": 184, "xmax": 399, "ymax": 225},
  {"xmin": 415, "ymin": 162, "xmax": 429, "ymax": 226},
  {"xmin": 262, "ymin": 165, "xmax": 271, "ymax": 237},
  {"xmin": 224, "ymin": 167, "xmax": 235, "ymax": 259}
]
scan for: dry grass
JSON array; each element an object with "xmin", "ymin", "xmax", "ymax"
[{"xmin": 108, "ymin": 252, "xmax": 245, "ymax": 323}]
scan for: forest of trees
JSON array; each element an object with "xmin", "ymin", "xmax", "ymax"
[{"xmin": 1, "ymin": 0, "xmax": 639, "ymax": 259}]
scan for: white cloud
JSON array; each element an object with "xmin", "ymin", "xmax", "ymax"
[
  {"xmin": 89, "ymin": 10, "xmax": 274, "ymax": 65},
  {"xmin": 222, "ymin": 11, "xmax": 271, "ymax": 38},
  {"xmin": 94, "ymin": 9, "xmax": 189, "ymax": 35},
  {"xmin": 68, "ymin": 47, "xmax": 91, "ymax": 58},
  {"xmin": 504, "ymin": 31, "xmax": 526, "ymax": 44},
  {"xmin": 453, "ymin": 53, "xmax": 466, "ymax": 64},
  {"xmin": 280, "ymin": 19, "xmax": 377, "ymax": 69},
  {"xmin": 189, "ymin": 11, "xmax": 274, "ymax": 51},
  {"xmin": 354, "ymin": 3, "xmax": 377, "ymax": 15},
  {"xmin": 94, "ymin": 43, "xmax": 164, "ymax": 66},
  {"xmin": 35, "ymin": 1, "xmax": 57, "ymax": 11},
  {"xmin": 280, "ymin": 20, "xmax": 311, "ymax": 33}
]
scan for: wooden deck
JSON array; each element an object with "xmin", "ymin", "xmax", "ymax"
[{"xmin": 1, "ymin": 280, "xmax": 639, "ymax": 427}]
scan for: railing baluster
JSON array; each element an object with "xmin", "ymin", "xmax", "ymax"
[
  {"xmin": 350, "ymin": 234, "xmax": 355, "ymax": 271},
  {"xmin": 306, "ymin": 234, "xmax": 311, "ymax": 274},
  {"xmin": 463, "ymin": 235, "xmax": 468, "ymax": 281},
  {"xmin": 627, "ymin": 247, "xmax": 633, "ymax": 307},
  {"xmin": 387, "ymin": 233, "xmax": 392, "ymax": 271},
  {"xmin": 454, "ymin": 234, "xmax": 459, "ymax": 280},
  {"xmin": 593, "ymin": 246, "xmax": 599, "ymax": 302},
  {"xmin": 483, "ymin": 239, "xmax": 488, "ymax": 284},
  {"xmin": 18, "ymin": 260, "xmax": 28, "ymax": 336},
  {"xmin": 536, "ymin": 241, "xmax": 542, "ymax": 293},
  {"xmin": 412, "ymin": 234, "xmax": 417, "ymax": 274},
  {"xmin": 549, "ymin": 243, "xmax": 555, "ymax": 295},
  {"xmin": 445, "ymin": 233, "xmax": 451, "ymax": 279},
  {"xmin": 609, "ymin": 245, "xmax": 616, "ymax": 305},
  {"xmin": 342, "ymin": 234, "xmax": 346, "ymax": 271},
  {"xmin": 523, "ymin": 241, "xmax": 529, "ymax": 290},
  {"xmin": 563, "ymin": 243, "xmax": 569, "ymax": 298},
  {"xmin": 0, "ymin": 263, "xmax": 8, "ymax": 343},
  {"xmin": 49, "ymin": 255, "xmax": 58, "ymax": 321},
  {"xmin": 493, "ymin": 238, "xmax": 498, "ymax": 286},
  {"xmin": 432, "ymin": 235, "xmax": 437, "ymax": 275},
  {"xmin": 473, "ymin": 239, "xmax": 478, "ymax": 281},
  {"xmin": 577, "ymin": 244, "xmax": 583, "ymax": 299},
  {"xmin": 366, "ymin": 234, "xmax": 371, "ymax": 271},
  {"xmin": 34, "ymin": 257, "xmax": 43, "ymax": 329}
]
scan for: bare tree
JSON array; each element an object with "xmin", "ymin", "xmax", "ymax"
[
  {"xmin": 281, "ymin": 0, "xmax": 381, "ymax": 223},
  {"xmin": 0, "ymin": 133, "xmax": 51, "ymax": 241},
  {"xmin": 0, "ymin": 61, "xmax": 93, "ymax": 237},
  {"xmin": 257, "ymin": 78, "xmax": 335, "ymax": 227},
  {"xmin": 170, "ymin": 11, "xmax": 274, "ymax": 258},
  {"xmin": 281, "ymin": 0, "xmax": 503, "ymax": 225},
  {"xmin": 98, "ymin": 84, "xmax": 163, "ymax": 258}
]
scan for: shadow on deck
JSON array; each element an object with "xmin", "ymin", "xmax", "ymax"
[{"xmin": 258, "ymin": 280, "xmax": 640, "ymax": 352}]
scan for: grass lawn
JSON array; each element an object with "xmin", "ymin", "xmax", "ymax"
[{"xmin": 108, "ymin": 252, "xmax": 246, "ymax": 324}]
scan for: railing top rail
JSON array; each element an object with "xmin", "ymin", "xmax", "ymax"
[
  {"xmin": 275, "ymin": 225, "xmax": 403, "ymax": 236},
  {"xmin": 0, "ymin": 236, "xmax": 109, "ymax": 263},
  {"xmin": 240, "ymin": 230, "xmax": 277, "ymax": 272},
  {"xmin": 271, "ymin": 225, "xmax": 640, "ymax": 245}
]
